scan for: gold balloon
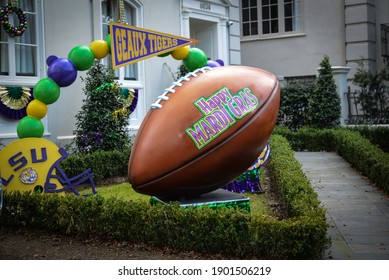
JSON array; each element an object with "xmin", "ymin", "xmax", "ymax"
[
  {"xmin": 27, "ymin": 99, "xmax": 48, "ymax": 119},
  {"xmin": 90, "ymin": 40, "xmax": 109, "ymax": 59}
]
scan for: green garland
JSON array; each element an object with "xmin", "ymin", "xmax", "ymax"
[{"xmin": 0, "ymin": 2, "xmax": 28, "ymax": 37}]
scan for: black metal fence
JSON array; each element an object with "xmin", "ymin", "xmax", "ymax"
[{"xmin": 345, "ymin": 89, "xmax": 389, "ymax": 124}]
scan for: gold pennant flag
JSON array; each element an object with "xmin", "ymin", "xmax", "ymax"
[{"xmin": 110, "ymin": 22, "xmax": 198, "ymax": 69}]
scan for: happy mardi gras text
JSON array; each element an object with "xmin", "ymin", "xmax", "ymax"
[{"xmin": 186, "ymin": 87, "xmax": 259, "ymax": 150}]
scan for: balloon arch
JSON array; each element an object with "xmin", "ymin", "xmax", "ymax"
[{"xmin": 16, "ymin": 32, "xmax": 223, "ymax": 139}]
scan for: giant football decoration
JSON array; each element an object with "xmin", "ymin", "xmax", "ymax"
[{"xmin": 128, "ymin": 66, "xmax": 280, "ymax": 198}]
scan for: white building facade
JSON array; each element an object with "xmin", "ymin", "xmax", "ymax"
[{"xmin": 240, "ymin": 0, "xmax": 389, "ymax": 86}]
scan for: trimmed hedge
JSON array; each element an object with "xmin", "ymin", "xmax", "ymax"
[
  {"xmin": 347, "ymin": 125, "xmax": 389, "ymax": 153},
  {"xmin": 0, "ymin": 135, "xmax": 330, "ymax": 259},
  {"xmin": 0, "ymin": 191, "xmax": 329, "ymax": 259},
  {"xmin": 268, "ymin": 135, "xmax": 326, "ymax": 218},
  {"xmin": 274, "ymin": 126, "xmax": 389, "ymax": 194},
  {"xmin": 273, "ymin": 126, "xmax": 334, "ymax": 151},
  {"xmin": 59, "ymin": 148, "xmax": 131, "ymax": 182},
  {"xmin": 332, "ymin": 129, "xmax": 389, "ymax": 194}
]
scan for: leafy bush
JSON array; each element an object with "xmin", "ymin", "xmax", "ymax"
[
  {"xmin": 273, "ymin": 126, "xmax": 334, "ymax": 151},
  {"xmin": 347, "ymin": 125, "xmax": 389, "ymax": 153},
  {"xmin": 277, "ymin": 56, "xmax": 341, "ymax": 130},
  {"xmin": 278, "ymin": 84, "xmax": 313, "ymax": 130},
  {"xmin": 73, "ymin": 60, "xmax": 130, "ymax": 153},
  {"xmin": 59, "ymin": 148, "xmax": 131, "ymax": 182},
  {"xmin": 353, "ymin": 60, "xmax": 388, "ymax": 91},
  {"xmin": 350, "ymin": 60, "xmax": 389, "ymax": 123}
]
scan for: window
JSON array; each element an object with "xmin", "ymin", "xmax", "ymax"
[
  {"xmin": 284, "ymin": 0, "xmax": 301, "ymax": 32},
  {"xmin": 102, "ymin": 0, "xmax": 138, "ymax": 81},
  {"xmin": 242, "ymin": 0, "xmax": 302, "ymax": 38},
  {"xmin": 285, "ymin": 75, "xmax": 315, "ymax": 86},
  {"xmin": 262, "ymin": 0, "xmax": 279, "ymax": 34},
  {"xmin": 242, "ymin": 0, "xmax": 258, "ymax": 36},
  {"xmin": 0, "ymin": 0, "xmax": 44, "ymax": 137},
  {"xmin": 0, "ymin": 0, "xmax": 42, "ymax": 79}
]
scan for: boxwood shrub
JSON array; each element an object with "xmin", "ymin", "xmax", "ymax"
[
  {"xmin": 274, "ymin": 126, "xmax": 389, "ymax": 194},
  {"xmin": 332, "ymin": 129, "xmax": 389, "ymax": 194},
  {"xmin": 0, "ymin": 134, "xmax": 330, "ymax": 259},
  {"xmin": 346, "ymin": 125, "xmax": 389, "ymax": 153},
  {"xmin": 273, "ymin": 126, "xmax": 334, "ymax": 151},
  {"xmin": 59, "ymin": 147, "xmax": 131, "ymax": 182}
]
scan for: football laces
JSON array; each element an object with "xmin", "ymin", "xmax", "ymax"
[{"xmin": 151, "ymin": 66, "xmax": 213, "ymax": 109}]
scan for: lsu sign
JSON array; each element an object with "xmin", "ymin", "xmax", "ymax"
[
  {"xmin": 0, "ymin": 138, "xmax": 96, "ymax": 196},
  {"xmin": 110, "ymin": 22, "xmax": 197, "ymax": 69}
]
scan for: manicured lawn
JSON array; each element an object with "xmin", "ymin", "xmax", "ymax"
[
  {"xmin": 82, "ymin": 183, "xmax": 151, "ymax": 203},
  {"xmin": 82, "ymin": 181, "xmax": 275, "ymax": 217},
  {"xmin": 244, "ymin": 191, "xmax": 274, "ymax": 216}
]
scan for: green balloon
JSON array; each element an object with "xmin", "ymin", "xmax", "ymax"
[
  {"xmin": 17, "ymin": 116, "xmax": 44, "ymax": 138},
  {"xmin": 183, "ymin": 48, "xmax": 208, "ymax": 72},
  {"xmin": 105, "ymin": 34, "xmax": 111, "ymax": 53},
  {"xmin": 68, "ymin": 45, "xmax": 95, "ymax": 71},
  {"xmin": 34, "ymin": 78, "xmax": 60, "ymax": 105}
]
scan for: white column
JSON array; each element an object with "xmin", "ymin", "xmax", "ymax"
[
  {"xmin": 182, "ymin": 10, "xmax": 191, "ymax": 37},
  {"xmin": 219, "ymin": 17, "xmax": 229, "ymax": 65},
  {"xmin": 331, "ymin": 66, "xmax": 351, "ymax": 126}
]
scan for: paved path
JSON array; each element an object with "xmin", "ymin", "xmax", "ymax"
[{"xmin": 294, "ymin": 152, "xmax": 389, "ymax": 260}]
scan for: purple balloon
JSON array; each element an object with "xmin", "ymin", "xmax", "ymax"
[
  {"xmin": 215, "ymin": 59, "xmax": 224, "ymax": 66},
  {"xmin": 206, "ymin": 60, "xmax": 221, "ymax": 68},
  {"xmin": 46, "ymin": 55, "xmax": 58, "ymax": 66},
  {"xmin": 47, "ymin": 58, "xmax": 77, "ymax": 87}
]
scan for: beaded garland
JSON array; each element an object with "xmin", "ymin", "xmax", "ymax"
[
  {"xmin": 0, "ymin": 3, "xmax": 28, "ymax": 37},
  {"xmin": 223, "ymin": 143, "xmax": 271, "ymax": 193},
  {"xmin": 93, "ymin": 83, "xmax": 138, "ymax": 122}
]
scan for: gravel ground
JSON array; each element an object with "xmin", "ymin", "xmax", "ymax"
[{"xmin": 0, "ymin": 227, "xmax": 219, "ymax": 260}]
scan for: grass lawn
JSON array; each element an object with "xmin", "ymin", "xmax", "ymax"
[
  {"xmin": 84, "ymin": 183, "xmax": 151, "ymax": 203},
  {"xmin": 82, "ymin": 180, "xmax": 276, "ymax": 217}
]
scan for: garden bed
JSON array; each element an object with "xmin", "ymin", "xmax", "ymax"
[
  {"xmin": 0, "ymin": 166, "xmax": 286, "ymax": 260},
  {"xmin": 0, "ymin": 133, "xmax": 330, "ymax": 259}
]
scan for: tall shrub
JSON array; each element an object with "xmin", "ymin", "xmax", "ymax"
[
  {"xmin": 353, "ymin": 60, "xmax": 388, "ymax": 91},
  {"xmin": 310, "ymin": 55, "xmax": 341, "ymax": 128},
  {"xmin": 73, "ymin": 60, "xmax": 130, "ymax": 153}
]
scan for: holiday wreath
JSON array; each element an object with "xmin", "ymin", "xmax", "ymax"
[{"xmin": 0, "ymin": 2, "xmax": 27, "ymax": 37}]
